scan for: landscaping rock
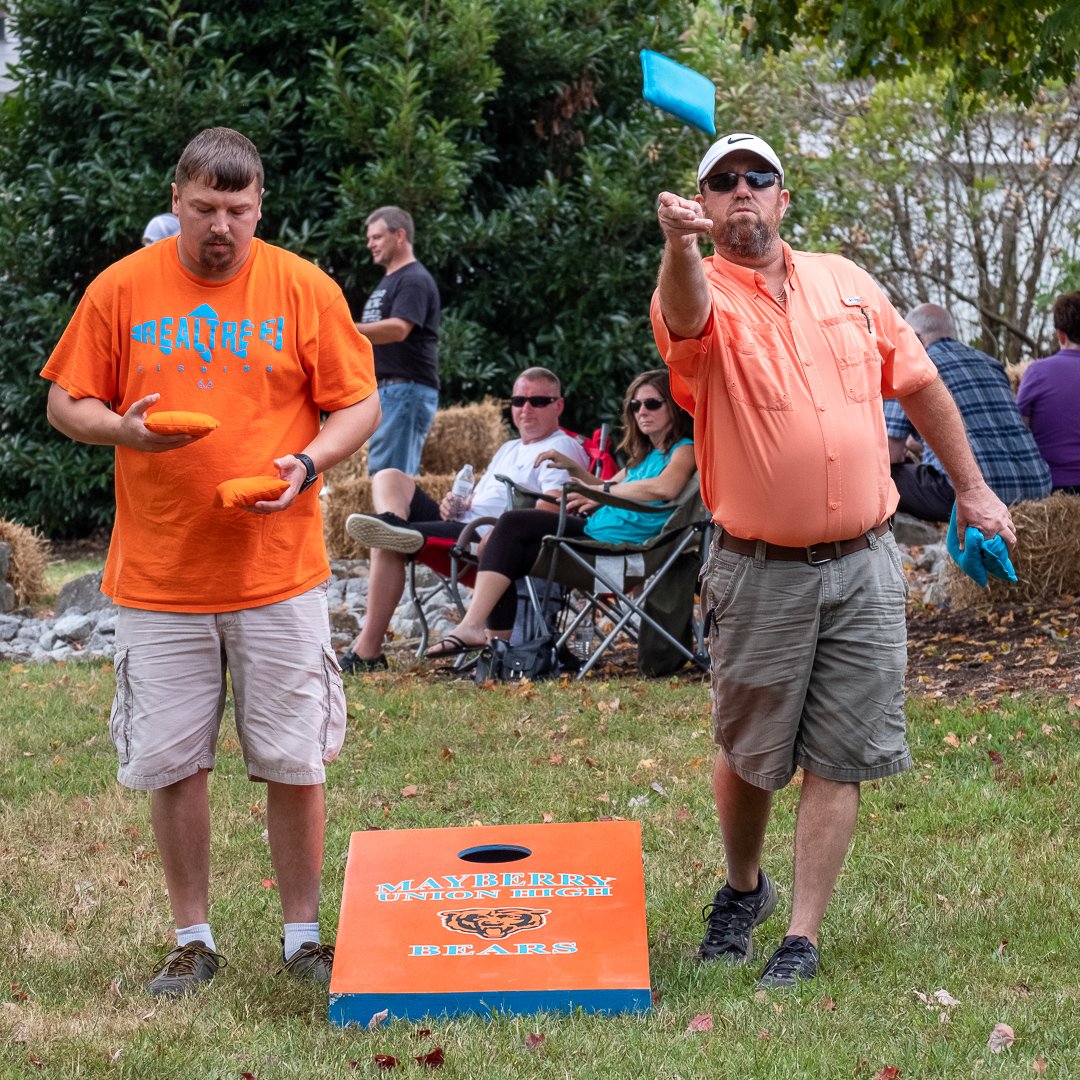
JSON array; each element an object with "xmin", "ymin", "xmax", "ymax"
[
  {"xmin": 0, "ymin": 582, "xmax": 15, "ymax": 616},
  {"xmin": 55, "ymin": 570, "xmax": 111, "ymax": 616},
  {"xmin": 53, "ymin": 612, "xmax": 96, "ymax": 644},
  {"xmin": 0, "ymin": 541, "xmax": 10, "ymax": 582}
]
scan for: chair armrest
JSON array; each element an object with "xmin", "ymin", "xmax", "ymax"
[
  {"xmin": 494, "ymin": 474, "xmax": 559, "ymax": 509},
  {"xmin": 564, "ymin": 478, "xmax": 677, "ymax": 515},
  {"xmin": 454, "ymin": 516, "xmax": 498, "ymax": 551}
]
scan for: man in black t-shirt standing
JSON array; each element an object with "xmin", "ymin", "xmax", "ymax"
[{"xmin": 356, "ymin": 206, "xmax": 441, "ymax": 475}]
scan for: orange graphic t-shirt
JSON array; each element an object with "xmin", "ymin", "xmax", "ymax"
[{"xmin": 41, "ymin": 237, "xmax": 376, "ymax": 612}]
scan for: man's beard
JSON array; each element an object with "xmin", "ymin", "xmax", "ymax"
[
  {"xmin": 714, "ymin": 216, "xmax": 776, "ymax": 260},
  {"xmin": 199, "ymin": 237, "xmax": 236, "ymax": 271}
]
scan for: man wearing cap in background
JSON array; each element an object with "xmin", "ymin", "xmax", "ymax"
[
  {"xmin": 651, "ymin": 133, "xmax": 1013, "ymax": 989},
  {"xmin": 142, "ymin": 211, "xmax": 181, "ymax": 246}
]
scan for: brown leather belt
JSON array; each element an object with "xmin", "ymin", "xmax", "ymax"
[{"xmin": 720, "ymin": 520, "xmax": 891, "ymax": 565}]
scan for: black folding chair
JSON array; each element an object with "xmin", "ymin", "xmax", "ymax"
[{"xmin": 519, "ymin": 475, "xmax": 713, "ymax": 678}]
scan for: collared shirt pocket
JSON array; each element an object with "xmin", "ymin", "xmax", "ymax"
[
  {"xmin": 720, "ymin": 312, "xmax": 793, "ymax": 412},
  {"xmin": 818, "ymin": 311, "xmax": 882, "ymax": 404}
]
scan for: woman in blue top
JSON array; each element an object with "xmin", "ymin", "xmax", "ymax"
[{"xmin": 425, "ymin": 369, "xmax": 696, "ymax": 657}]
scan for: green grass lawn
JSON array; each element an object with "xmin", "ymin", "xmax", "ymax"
[{"xmin": 0, "ymin": 663, "xmax": 1076, "ymax": 1078}]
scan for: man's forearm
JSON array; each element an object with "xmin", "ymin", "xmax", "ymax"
[
  {"xmin": 657, "ymin": 239, "xmax": 711, "ymax": 339},
  {"xmin": 355, "ymin": 317, "xmax": 412, "ymax": 344},
  {"xmin": 895, "ymin": 378, "xmax": 985, "ymax": 492},
  {"xmin": 46, "ymin": 385, "xmax": 122, "ymax": 445},
  {"xmin": 301, "ymin": 394, "xmax": 382, "ymax": 473}
]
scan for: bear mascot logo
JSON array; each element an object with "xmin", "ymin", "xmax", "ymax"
[{"xmin": 437, "ymin": 907, "xmax": 551, "ymax": 939}]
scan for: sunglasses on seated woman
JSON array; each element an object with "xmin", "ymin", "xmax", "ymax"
[
  {"xmin": 629, "ymin": 398, "xmax": 665, "ymax": 413},
  {"xmin": 702, "ymin": 170, "xmax": 780, "ymax": 193}
]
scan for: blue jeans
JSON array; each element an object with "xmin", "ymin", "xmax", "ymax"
[{"xmin": 367, "ymin": 382, "xmax": 439, "ymax": 475}]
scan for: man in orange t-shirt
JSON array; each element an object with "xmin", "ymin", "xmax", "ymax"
[
  {"xmin": 41, "ymin": 128, "xmax": 380, "ymax": 996},
  {"xmin": 651, "ymin": 132, "xmax": 1014, "ymax": 990}
]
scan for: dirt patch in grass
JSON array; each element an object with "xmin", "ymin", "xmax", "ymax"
[{"xmin": 905, "ymin": 598, "xmax": 1080, "ymax": 702}]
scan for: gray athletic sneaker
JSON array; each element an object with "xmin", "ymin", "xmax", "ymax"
[
  {"xmin": 756, "ymin": 934, "xmax": 820, "ymax": 989},
  {"xmin": 345, "ymin": 512, "xmax": 425, "ymax": 554},
  {"xmin": 698, "ymin": 872, "xmax": 778, "ymax": 964},
  {"xmin": 146, "ymin": 941, "xmax": 226, "ymax": 997},
  {"xmin": 280, "ymin": 940, "xmax": 335, "ymax": 985}
]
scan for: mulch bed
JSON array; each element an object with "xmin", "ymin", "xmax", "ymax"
[{"xmin": 905, "ymin": 599, "xmax": 1080, "ymax": 703}]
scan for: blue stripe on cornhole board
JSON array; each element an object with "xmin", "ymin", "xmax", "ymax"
[{"xmin": 329, "ymin": 987, "xmax": 652, "ymax": 1026}]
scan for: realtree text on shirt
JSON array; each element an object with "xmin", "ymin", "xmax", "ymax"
[
  {"xmin": 41, "ymin": 237, "xmax": 376, "ymax": 612},
  {"xmin": 651, "ymin": 243, "xmax": 938, "ymax": 547}
]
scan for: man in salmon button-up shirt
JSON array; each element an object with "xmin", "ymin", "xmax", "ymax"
[{"xmin": 650, "ymin": 132, "xmax": 1014, "ymax": 990}]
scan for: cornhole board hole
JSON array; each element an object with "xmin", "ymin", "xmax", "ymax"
[{"xmin": 329, "ymin": 821, "xmax": 651, "ymax": 1025}]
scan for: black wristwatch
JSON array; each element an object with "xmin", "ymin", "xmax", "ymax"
[
  {"xmin": 294, "ymin": 452, "xmax": 319, "ymax": 493},
  {"xmin": 603, "ymin": 480, "xmax": 614, "ymax": 493}
]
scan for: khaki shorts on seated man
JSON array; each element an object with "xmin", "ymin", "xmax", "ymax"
[{"xmin": 339, "ymin": 366, "xmax": 589, "ymax": 672}]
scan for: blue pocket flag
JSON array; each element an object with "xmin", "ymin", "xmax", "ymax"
[
  {"xmin": 640, "ymin": 50, "xmax": 716, "ymax": 135},
  {"xmin": 946, "ymin": 504, "xmax": 1018, "ymax": 587}
]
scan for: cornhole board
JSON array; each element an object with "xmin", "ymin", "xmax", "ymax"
[{"xmin": 329, "ymin": 821, "xmax": 651, "ymax": 1025}]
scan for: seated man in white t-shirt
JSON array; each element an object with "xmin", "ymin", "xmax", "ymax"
[{"xmin": 339, "ymin": 366, "xmax": 590, "ymax": 671}]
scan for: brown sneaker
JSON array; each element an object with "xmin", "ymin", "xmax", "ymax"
[
  {"xmin": 280, "ymin": 940, "xmax": 335, "ymax": 985},
  {"xmin": 147, "ymin": 941, "xmax": 226, "ymax": 997}
]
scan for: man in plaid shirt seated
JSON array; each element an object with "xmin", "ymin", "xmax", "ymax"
[{"xmin": 885, "ymin": 303, "xmax": 1052, "ymax": 521}]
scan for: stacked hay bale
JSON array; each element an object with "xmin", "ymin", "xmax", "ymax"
[
  {"xmin": 323, "ymin": 398, "xmax": 510, "ymax": 559},
  {"xmin": 945, "ymin": 492, "xmax": 1080, "ymax": 607},
  {"xmin": 0, "ymin": 519, "xmax": 51, "ymax": 612}
]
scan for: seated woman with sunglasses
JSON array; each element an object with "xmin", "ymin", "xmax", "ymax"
[{"xmin": 424, "ymin": 369, "xmax": 695, "ymax": 658}]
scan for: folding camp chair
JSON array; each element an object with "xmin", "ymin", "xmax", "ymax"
[
  {"xmin": 520, "ymin": 475, "xmax": 713, "ymax": 678},
  {"xmin": 403, "ymin": 427, "xmax": 617, "ymax": 656}
]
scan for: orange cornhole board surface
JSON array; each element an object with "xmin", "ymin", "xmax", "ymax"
[{"xmin": 329, "ymin": 821, "xmax": 651, "ymax": 1025}]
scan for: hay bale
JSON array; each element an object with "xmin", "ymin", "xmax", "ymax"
[
  {"xmin": 323, "ymin": 473, "xmax": 458, "ymax": 559},
  {"xmin": 945, "ymin": 492, "xmax": 1080, "ymax": 608},
  {"xmin": 420, "ymin": 399, "xmax": 509, "ymax": 476},
  {"xmin": 0, "ymin": 519, "xmax": 51, "ymax": 606}
]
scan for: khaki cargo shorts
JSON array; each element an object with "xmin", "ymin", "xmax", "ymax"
[
  {"xmin": 110, "ymin": 583, "xmax": 346, "ymax": 790},
  {"xmin": 702, "ymin": 530, "xmax": 911, "ymax": 790}
]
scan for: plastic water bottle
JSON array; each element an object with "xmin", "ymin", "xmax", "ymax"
[{"xmin": 448, "ymin": 463, "xmax": 475, "ymax": 521}]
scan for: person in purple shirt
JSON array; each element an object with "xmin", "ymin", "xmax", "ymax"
[{"xmin": 1017, "ymin": 291, "xmax": 1080, "ymax": 494}]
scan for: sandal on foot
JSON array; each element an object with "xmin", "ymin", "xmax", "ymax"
[{"xmin": 425, "ymin": 633, "xmax": 484, "ymax": 659}]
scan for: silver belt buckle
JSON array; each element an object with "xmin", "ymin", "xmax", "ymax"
[{"xmin": 806, "ymin": 541, "xmax": 838, "ymax": 565}]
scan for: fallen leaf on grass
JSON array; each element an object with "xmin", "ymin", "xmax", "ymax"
[
  {"xmin": 988, "ymin": 749, "xmax": 1005, "ymax": 766},
  {"xmin": 541, "ymin": 812, "xmax": 554, "ymax": 823},
  {"xmin": 996, "ymin": 940, "xmax": 1008, "ymax": 958},
  {"xmin": 524, "ymin": 1033, "xmax": 545, "ymax": 1051},
  {"xmin": 819, "ymin": 995, "xmax": 836, "ymax": 1010},
  {"xmin": 261, "ymin": 878, "xmax": 276, "ymax": 889},
  {"xmin": 439, "ymin": 747, "xmax": 455, "ymax": 761},
  {"xmin": 988, "ymin": 1023, "xmax": 1015, "ymax": 1053},
  {"xmin": 1033, "ymin": 1055, "xmax": 1048, "ymax": 1075},
  {"xmin": 686, "ymin": 1013, "xmax": 713, "ymax": 1032},
  {"xmin": 29, "ymin": 1059, "xmax": 44, "ymax": 1070},
  {"xmin": 366, "ymin": 1009, "xmax": 388, "ymax": 1030},
  {"xmin": 400, "ymin": 785, "xmax": 418, "ymax": 798},
  {"xmin": 373, "ymin": 1055, "xmax": 398, "ymax": 1070},
  {"xmin": 549, "ymin": 754, "xmax": 564, "ymax": 766},
  {"xmin": 933, "ymin": 989, "xmax": 960, "ymax": 1007},
  {"xmin": 943, "ymin": 732, "xmax": 961, "ymax": 748},
  {"xmin": 650, "ymin": 782, "xmax": 669, "ymax": 797},
  {"xmin": 415, "ymin": 1047, "xmax": 445, "ymax": 1068},
  {"xmin": 872, "ymin": 1068, "xmax": 901, "ymax": 1080},
  {"xmin": 757, "ymin": 1029, "xmax": 770, "ymax": 1040},
  {"xmin": 11, "ymin": 984, "xmax": 28, "ymax": 1002}
]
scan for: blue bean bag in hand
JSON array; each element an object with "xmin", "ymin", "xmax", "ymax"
[{"xmin": 946, "ymin": 504, "xmax": 1017, "ymax": 587}]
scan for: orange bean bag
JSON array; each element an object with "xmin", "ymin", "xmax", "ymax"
[
  {"xmin": 144, "ymin": 411, "xmax": 221, "ymax": 436},
  {"xmin": 215, "ymin": 475, "xmax": 290, "ymax": 508}
]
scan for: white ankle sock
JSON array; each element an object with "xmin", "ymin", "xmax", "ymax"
[
  {"xmin": 176, "ymin": 923, "xmax": 216, "ymax": 951},
  {"xmin": 283, "ymin": 922, "xmax": 320, "ymax": 960}
]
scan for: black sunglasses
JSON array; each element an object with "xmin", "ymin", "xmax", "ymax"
[
  {"xmin": 702, "ymin": 170, "xmax": 780, "ymax": 193},
  {"xmin": 629, "ymin": 398, "xmax": 665, "ymax": 414},
  {"xmin": 510, "ymin": 395, "xmax": 558, "ymax": 408}
]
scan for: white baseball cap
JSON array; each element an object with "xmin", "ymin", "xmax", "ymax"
[{"xmin": 697, "ymin": 133, "xmax": 784, "ymax": 185}]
